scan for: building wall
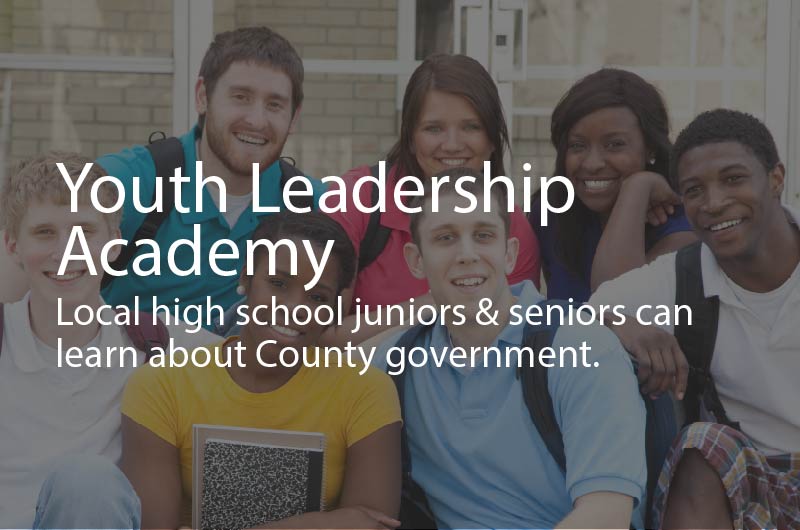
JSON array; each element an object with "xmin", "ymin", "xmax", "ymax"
[
  {"xmin": 0, "ymin": 0, "xmax": 173, "ymax": 171},
  {"xmin": 214, "ymin": 0, "xmax": 400, "ymax": 177},
  {"xmin": 510, "ymin": 0, "xmax": 768, "ymax": 179},
  {"xmin": 0, "ymin": 0, "xmax": 774, "ymax": 187}
]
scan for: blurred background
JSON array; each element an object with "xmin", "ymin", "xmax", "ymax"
[{"xmin": 0, "ymin": 0, "xmax": 798, "ymax": 206}]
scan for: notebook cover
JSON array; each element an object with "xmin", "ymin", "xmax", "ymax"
[{"xmin": 192, "ymin": 425, "xmax": 326, "ymax": 530}]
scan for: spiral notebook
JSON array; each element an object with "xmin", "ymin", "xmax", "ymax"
[{"xmin": 192, "ymin": 424, "xmax": 326, "ymax": 530}]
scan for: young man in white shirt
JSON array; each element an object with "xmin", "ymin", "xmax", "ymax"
[
  {"xmin": 0, "ymin": 152, "xmax": 217, "ymax": 528},
  {"xmin": 591, "ymin": 109, "xmax": 800, "ymax": 529}
]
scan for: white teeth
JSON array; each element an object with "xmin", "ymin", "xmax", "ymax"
[
  {"xmin": 453, "ymin": 277, "xmax": 485, "ymax": 287},
  {"xmin": 584, "ymin": 180, "xmax": 612, "ymax": 190},
  {"xmin": 235, "ymin": 133, "xmax": 266, "ymax": 145},
  {"xmin": 46, "ymin": 271, "xmax": 83, "ymax": 280},
  {"xmin": 440, "ymin": 159, "xmax": 467, "ymax": 166},
  {"xmin": 709, "ymin": 219, "xmax": 743, "ymax": 232},
  {"xmin": 271, "ymin": 324, "xmax": 300, "ymax": 337}
]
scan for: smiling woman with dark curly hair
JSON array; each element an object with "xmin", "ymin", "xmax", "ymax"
[{"xmin": 531, "ymin": 68, "xmax": 696, "ymax": 302}]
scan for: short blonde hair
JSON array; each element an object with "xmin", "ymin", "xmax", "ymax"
[{"xmin": 1, "ymin": 151, "xmax": 122, "ymax": 237}]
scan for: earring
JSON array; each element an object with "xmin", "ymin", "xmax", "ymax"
[{"xmin": 236, "ymin": 284, "xmax": 246, "ymax": 296}]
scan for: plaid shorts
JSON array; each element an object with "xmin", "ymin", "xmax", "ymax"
[{"xmin": 652, "ymin": 422, "xmax": 800, "ymax": 529}]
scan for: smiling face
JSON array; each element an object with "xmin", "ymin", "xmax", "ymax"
[
  {"xmin": 5, "ymin": 199, "xmax": 120, "ymax": 309},
  {"xmin": 412, "ymin": 90, "xmax": 495, "ymax": 179},
  {"xmin": 564, "ymin": 106, "xmax": 651, "ymax": 215},
  {"xmin": 678, "ymin": 141, "xmax": 784, "ymax": 263},
  {"xmin": 404, "ymin": 192, "xmax": 518, "ymax": 319},
  {"xmin": 240, "ymin": 239, "xmax": 339, "ymax": 360},
  {"xmin": 196, "ymin": 61, "xmax": 298, "ymax": 181}
]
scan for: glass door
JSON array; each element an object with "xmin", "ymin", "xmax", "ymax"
[{"xmin": 442, "ymin": 0, "xmax": 796, "ymax": 205}]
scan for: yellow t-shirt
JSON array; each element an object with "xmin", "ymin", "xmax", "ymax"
[{"xmin": 121, "ymin": 339, "xmax": 401, "ymax": 526}]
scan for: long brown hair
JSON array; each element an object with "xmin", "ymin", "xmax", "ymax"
[{"xmin": 386, "ymin": 54, "xmax": 509, "ymax": 180}]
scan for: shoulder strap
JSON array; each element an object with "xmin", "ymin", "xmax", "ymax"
[
  {"xmin": 122, "ymin": 311, "xmax": 170, "ymax": 363},
  {"xmin": 358, "ymin": 164, "xmax": 393, "ymax": 272},
  {"xmin": 391, "ymin": 323, "xmax": 438, "ymax": 529},
  {"xmin": 674, "ymin": 242, "xmax": 734, "ymax": 427},
  {"xmin": 519, "ymin": 300, "xmax": 568, "ymax": 474},
  {"xmin": 395, "ymin": 309, "xmax": 569, "ymax": 484},
  {"xmin": 278, "ymin": 158, "xmax": 314, "ymax": 211},
  {"xmin": 102, "ymin": 136, "xmax": 182, "ymax": 289}
]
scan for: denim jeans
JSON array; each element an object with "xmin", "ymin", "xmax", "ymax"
[{"xmin": 33, "ymin": 455, "xmax": 140, "ymax": 529}]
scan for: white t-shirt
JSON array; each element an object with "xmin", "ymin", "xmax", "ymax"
[
  {"xmin": 197, "ymin": 138, "xmax": 255, "ymax": 230},
  {"xmin": 207, "ymin": 182, "xmax": 253, "ymax": 229},
  {"xmin": 591, "ymin": 206, "xmax": 800, "ymax": 456},
  {"xmin": 0, "ymin": 294, "xmax": 219, "ymax": 528},
  {"xmin": 724, "ymin": 262, "xmax": 799, "ymax": 330}
]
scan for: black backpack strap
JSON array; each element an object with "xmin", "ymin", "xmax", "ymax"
[
  {"xmin": 674, "ymin": 242, "xmax": 736, "ymax": 428},
  {"xmin": 519, "ymin": 300, "xmax": 567, "ymax": 474},
  {"xmin": 358, "ymin": 164, "xmax": 392, "ymax": 273},
  {"xmin": 392, "ymin": 324, "xmax": 438, "ymax": 529},
  {"xmin": 392, "ymin": 310, "xmax": 567, "ymax": 524},
  {"xmin": 278, "ymin": 158, "xmax": 314, "ymax": 211},
  {"xmin": 123, "ymin": 311, "xmax": 170, "ymax": 362},
  {"xmin": 102, "ymin": 136, "xmax": 182, "ymax": 289}
]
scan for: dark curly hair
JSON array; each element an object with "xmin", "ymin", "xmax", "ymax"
[
  {"xmin": 670, "ymin": 108, "xmax": 780, "ymax": 182},
  {"xmin": 249, "ymin": 211, "xmax": 355, "ymax": 295}
]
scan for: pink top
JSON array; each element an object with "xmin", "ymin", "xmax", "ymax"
[{"xmin": 327, "ymin": 164, "xmax": 541, "ymax": 311}]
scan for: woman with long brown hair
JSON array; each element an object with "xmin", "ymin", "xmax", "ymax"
[{"xmin": 325, "ymin": 54, "xmax": 540, "ymax": 345}]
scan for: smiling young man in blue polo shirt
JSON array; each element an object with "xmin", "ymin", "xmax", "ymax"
[
  {"xmin": 372, "ymin": 170, "xmax": 647, "ymax": 529},
  {"xmin": 95, "ymin": 27, "xmax": 324, "ymax": 318},
  {"xmin": 0, "ymin": 27, "xmax": 325, "ymax": 310}
]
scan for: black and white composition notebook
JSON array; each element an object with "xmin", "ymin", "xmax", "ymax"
[{"xmin": 192, "ymin": 424, "xmax": 326, "ymax": 530}]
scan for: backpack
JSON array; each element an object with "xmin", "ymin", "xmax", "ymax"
[
  {"xmin": 391, "ymin": 299, "xmax": 675, "ymax": 529},
  {"xmin": 357, "ymin": 164, "xmax": 392, "ymax": 273},
  {"xmin": 101, "ymin": 133, "xmax": 316, "ymax": 289},
  {"xmin": 0, "ymin": 304, "xmax": 169, "ymax": 362},
  {"xmin": 674, "ymin": 241, "xmax": 738, "ymax": 429},
  {"xmin": 388, "ymin": 300, "xmax": 568, "ymax": 528}
]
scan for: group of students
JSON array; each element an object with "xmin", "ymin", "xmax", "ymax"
[{"xmin": 0, "ymin": 25, "xmax": 797, "ymax": 530}]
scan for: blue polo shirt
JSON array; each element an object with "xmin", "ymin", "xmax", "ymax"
[
  {"xmin": 374, "ymin": 281, "xmax": 646, "ymax": 529},
  {"xmin": 96, "ymin": 126, "xmax": 325, "ymax": 319}
]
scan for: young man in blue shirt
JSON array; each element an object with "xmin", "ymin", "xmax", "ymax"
[
  {"xmin": 372, "ymin": 169, "xmax": 647, "ymax": 529},
  {"xmin": 0, "ymin": 27, "xmax": 325, "ymax": 319},
  {"xmin": 97, "ymin": 26, "xmax": 325, "ymax": 316}
]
